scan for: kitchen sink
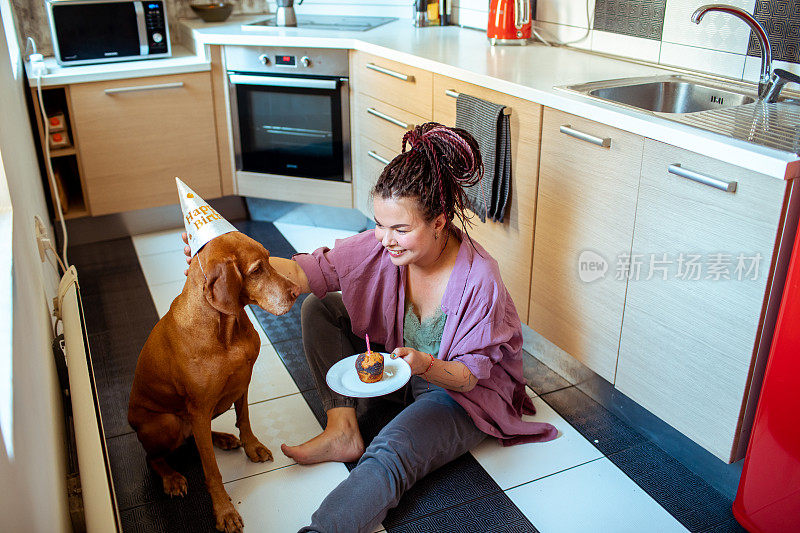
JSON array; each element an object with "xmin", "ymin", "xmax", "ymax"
[{"xmin": 560, "ymin": 75, "xmax": 757, "ymax": 114}]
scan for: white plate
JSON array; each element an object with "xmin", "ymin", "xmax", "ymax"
[{"xmin": 326, "ymin": 353, "xmax": 411, "ymax": 398}]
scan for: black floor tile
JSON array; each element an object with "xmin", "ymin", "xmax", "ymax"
[
  {"xmin": 88, "ymin": 331, "xmax": 140, "ymax": 438},
  {"xmin": 383, "ymin": 454, "xmax": 503, "ymax": 529},
  {"xmin": 521, "ymin": 351, "xmax": 571, "ymax": 395},
  {"xmin": 387, "ymin": 491, "xmax": 538, "ymax": 533},
  {"xmin": 270, "ymin": 331, "xmax": 316, "ymax": 392},
  {"xmin": 698, "ymin": 517, "xmax": 749, "ymax": 533},
  {"xmin": 607, "ymin": 440, "xmax": 735, "ymax": 532},
  {"xmin": 233, "ymin": 219, "xmax": 297, "ymax": 260},
  {"xmin": 540, "ymin": 386, "xmax": 647, "ymax": 456}
]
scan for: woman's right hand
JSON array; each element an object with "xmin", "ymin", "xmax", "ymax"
[{"xmin": 182, "ymin": 232, "xmax": 191, "ymax": 276}]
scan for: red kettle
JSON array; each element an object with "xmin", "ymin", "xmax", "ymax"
[{"xmin": 487, "ymin": 0, "xmax": 532, "ymax": 45}]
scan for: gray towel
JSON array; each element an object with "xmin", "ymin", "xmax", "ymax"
[{"xmin": 455, "ymin": 93, "xmax": 511, "ymax": 223}]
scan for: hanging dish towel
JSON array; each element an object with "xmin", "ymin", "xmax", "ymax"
[{"xmin": 455, "ymin": 93, "xmax": 511, "ymax": 223}]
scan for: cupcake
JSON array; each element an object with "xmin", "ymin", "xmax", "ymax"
[{"xmin": 355, "ymin": 351, "xmax": 384, "ymax": 383}]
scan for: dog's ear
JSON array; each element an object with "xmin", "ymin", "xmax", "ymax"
[{"xmin": 203, "ymin": 258, "xmax": 243, "ymax": 315}]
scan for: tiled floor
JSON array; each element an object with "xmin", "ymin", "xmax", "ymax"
[{"xmin": 70, "ymin": 215, "xmax": 746, "ymax": 533}]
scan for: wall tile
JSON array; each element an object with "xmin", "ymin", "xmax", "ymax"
[
  {"xmin": 662, "ymin": 0, "xmax": 754, "ymax": 54},
  {"xmin": 535, "ymin": 21, "xmax": 593, "ymax": 51},
  {"xmin": 593, "ymin": 0, "xmax": 667, "ymax": 40},
  {"xmin": 592, "ymin": 29, "xmax": 662, "ymax": 63},
  {"xmin": 743, "ymin": 56, "xmax": 800, "ymax": 82},
  {"xmin": 747, "ymin": 0, "xmax": 800, "ymax": 64},
  {"xmin": 455, "ymin": 8, "xmax": 489, "ymax": 31},
  {"xmin": 536, "ymin": 0, "xmax": 596, "ymax": 28},
  {"xmin": 659, "ymin": 42, "xmax": 746, "ymax": 78}
]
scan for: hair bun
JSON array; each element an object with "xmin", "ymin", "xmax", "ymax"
[{"xmin": 402, "ymin": 123, "xmax": 482, "ymax": 187}]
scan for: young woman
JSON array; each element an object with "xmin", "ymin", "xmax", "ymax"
[{"xmin": 184, "ymin": 123, "xmax": 557, "ymax": 532}]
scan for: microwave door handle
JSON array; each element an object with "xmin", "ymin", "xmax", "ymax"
[
  {"xmin": 134, "ymin": 1, "xmax": 148, "ymax": 55},
  {"xmin": 228, "ymin": 74, "xmax": 338, "ymax": 90}
]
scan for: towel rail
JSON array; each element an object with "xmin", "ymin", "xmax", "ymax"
[{"xmin": 446, "ymin": 89, "xmax": 512, "ymax": 115}]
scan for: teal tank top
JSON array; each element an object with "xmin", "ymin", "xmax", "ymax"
[{"xmin": 403, "ymin": 300, "xmax": 447, "ymax": 356}]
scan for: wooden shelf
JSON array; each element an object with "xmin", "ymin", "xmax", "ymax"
[{"xmin": 51, "ymin": 147, "xmax": 76, "ymax": 157}]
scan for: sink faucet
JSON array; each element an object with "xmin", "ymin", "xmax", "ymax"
[{"xmin": 691, "ymin": 4, "xmax": 775, "ymax": 98}]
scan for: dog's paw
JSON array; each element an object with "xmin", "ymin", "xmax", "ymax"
[
  {"xmin": 244, "ymin": 441, "xmax": 273, "ymax": 463},
  {"xmin": 162, "ymin": 472, "xmax": 188, "ymax": 497},
  {"xmin": 215, "ymin": 503, "xmax": 244, "ymax": 533},
  {"xmin": 212, "ymin": 431, "xmax": 242, "ymax": 450}
]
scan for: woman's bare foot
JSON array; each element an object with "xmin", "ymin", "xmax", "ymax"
[{"xmin": 281, "ymin": 407, "xmax": 364, "ymax": 465}]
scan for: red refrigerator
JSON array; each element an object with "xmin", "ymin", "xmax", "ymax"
[{"xmin": 733, "ymin": 216, "xmax": 800, "ymax": 531}]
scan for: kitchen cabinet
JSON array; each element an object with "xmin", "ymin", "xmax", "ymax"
[
  {"xmin": 69, "ymin": 72, "xmax": 221, "ymax": 216},
  {"xmin": 350, "ymin": 51, "xmax": 433, "ymax": 217},
  {"xmin": 615, "ymin": 139, "xmax": 789, "ymax": 462},
  {"xmin": 432, "ymin": 74, "xmax": 541, "ymax": 322},
  {"xmin": 353, "ymin": 51, "xmax": 433, "ymax": 118},
  {"xmin": 529, "ymin": 108, "xmax": 644, "ymax": 382}
]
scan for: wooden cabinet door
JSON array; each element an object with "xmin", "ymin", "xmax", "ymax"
[
  {"xmin": 529, "ymin": 108, "xmax": 644, "ymax": 382},
  {"xmin": 616, "ymin": 139, "xmax": 788, "ymax": 462},
  {"xmin": 353, "ymin": 134, "xmax": 400, "ymax": 217},
  {"xmin": 432, "ymin": 74, "xmax": 541, "ymax": 321},
  {"xmin": 70, "ymin": 72, "xmax": 221, "ymax": 215}
]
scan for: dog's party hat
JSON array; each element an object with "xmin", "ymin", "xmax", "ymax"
[{"xmin": 177, "ymin": 177, "xmax": 237, "ymax": 257}]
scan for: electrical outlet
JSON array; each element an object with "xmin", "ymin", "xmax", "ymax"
[{"xmin": 34, "ymin": 215, "xmax": 49, "ymax": 262}]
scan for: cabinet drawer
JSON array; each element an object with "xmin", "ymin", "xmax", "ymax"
[
  {"xmin": 530, "ymin": 108, "xmax": 644, "ymax": 382},
  {"xmin": 70, "ymin": 72, "xmax": 220, "ymax": 215},
  {"xmin": 357, "ymin": 93, "xmax": 427, "ymax": 150},
  {"xmin": 354, "ymin": 135, "xmax": 400, "ymax": 216},
  {"xmin": 616, "ymin": 139, "xmax": 788, "ymax": 462},
  {"xmin": 354, "ymin": 52, "xmax": 432, "ymax": 118}
]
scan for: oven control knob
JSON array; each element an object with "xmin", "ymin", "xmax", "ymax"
[
  {"xmin": 259, "ymin": 54, "xmax": 271, "ymax": 66},
  {"xmin": 152, "ymin": 32, "xmax": 163, "ymax": 43},
  {"xmin": 301, "ymin": 56, "xmax": 311, "ymax": 67}
]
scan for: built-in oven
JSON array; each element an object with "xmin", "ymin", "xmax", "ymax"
[{"xmin": 227, "ymin": 46, "xmax": 352, "ymax": 207}]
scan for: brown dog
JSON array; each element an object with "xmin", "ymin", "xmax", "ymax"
[{"xmin": 128, "ymin": 231, "xmax": 299, "ymax": 532}]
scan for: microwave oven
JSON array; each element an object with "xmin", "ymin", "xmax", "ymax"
[{"xmin": 46, "ymin": 0, "xmax": 171, "ymax": 66}]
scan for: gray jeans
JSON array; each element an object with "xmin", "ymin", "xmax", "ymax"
[{"xmin": 298, "ymin": 293, "xmax": 487, "ymax": 533}]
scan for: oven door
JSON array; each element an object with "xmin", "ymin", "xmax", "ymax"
[{"xmin": 229, "ymin": 73, "xmax": 350, "ymax": 182}]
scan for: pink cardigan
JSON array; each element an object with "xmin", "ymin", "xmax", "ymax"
[{"xmin": 294, "ymin": 230, "xmax": 557, "ymax": 445}]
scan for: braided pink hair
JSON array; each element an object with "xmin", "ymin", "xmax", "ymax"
[{"xmin": 372, "ymin": 122, "xmax": 483, "ymax": 233}]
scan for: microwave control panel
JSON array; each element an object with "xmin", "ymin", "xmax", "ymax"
[{"xmin": 144, "ymin": 1, "xmax": 168, "ymax": 54}]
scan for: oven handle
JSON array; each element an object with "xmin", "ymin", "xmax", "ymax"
[{"xmin": 228, "ymin": 73, "xmax": 338, "ymax": 90}]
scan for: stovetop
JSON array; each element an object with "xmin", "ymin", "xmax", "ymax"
[{"xmin": 243, "ymin": 14, "xmax": 397, "ymax": 32}]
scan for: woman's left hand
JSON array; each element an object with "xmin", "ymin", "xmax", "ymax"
[{"xmin": 391, "ymin": 347, "xmax": 434, "ymax": 375}]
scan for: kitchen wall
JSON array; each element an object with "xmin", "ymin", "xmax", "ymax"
[
  {"xmin": 456, "ymin": 0, "xmax": 800, "ymax": 83},
  {"xmin": 0, "ymin": 1, "xmax": 70, "ymax": 531}
]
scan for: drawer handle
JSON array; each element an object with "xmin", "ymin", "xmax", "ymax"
[
  {"xmin": 559, "ymin": 125, "xmax": 611, "ymax": 148},
  {"xmin": 668, "ymin": 164, "xmax": 737, "ymax": 193},
  {"xmin": 367, "ymin": 107, "xmax": 410, "ymax": 129},
  {"xmin": 104, "ymin": 81, "xmax": 185, "ymax": 95},
  {"xmin": 368, "ymin": 150, "xmax": 391, "ymax": 165},
  {"xmin": 366, "ymin": 62, "xmax": 414, "ymax": 82},
  {"xmin": 446, "ymin": 89, "xmax": 512, "ymax": 115}
]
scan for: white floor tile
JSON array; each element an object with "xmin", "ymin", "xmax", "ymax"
[
  {"xmin": 273, "ymin": 222, "xmax": 359, "ymax": 255},
  {"xmin": 248, "ymin": 343, "xmax": 300, "ymax": 403},
  {"xmin": 139, "ymin": 250, "xmax": 191, "ymax": 286},
  {"xmin": 132, "ymin": 227, "xmax": 185, "ymax": 257},
  {"xmin": 223, "ymin": 461, "xmax": 349, "ymax": 532},
  {"xmin": 149, "ymin": 279, "xmax": 186, "ymax": 318},
  {"xmin": 471, "ymin": 390, "xmax": 603, "ymax": 490},
  {"xmin": 507, "ymin": 457, "xmax": 688, "ymax": 533},
  {"xmin": 212, "ymin": 393, "xmax": 324, "ymax": 483},
  {"xmin": 245, "ymin": 306, "xmax": 269, "ymax": 344}
]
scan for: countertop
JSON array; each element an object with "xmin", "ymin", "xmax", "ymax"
[{"xmin": 27, "ymin": 16, "xmax": 800, "ymax": 180}]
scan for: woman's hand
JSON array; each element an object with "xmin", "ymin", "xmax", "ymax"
[
  {"xmin": 182, "ymin": 232, "xmax": 191, "ymax": 276},
  {"xmin": 391, "ymin": 347, "xmax": 433, "ymax": 375}
]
